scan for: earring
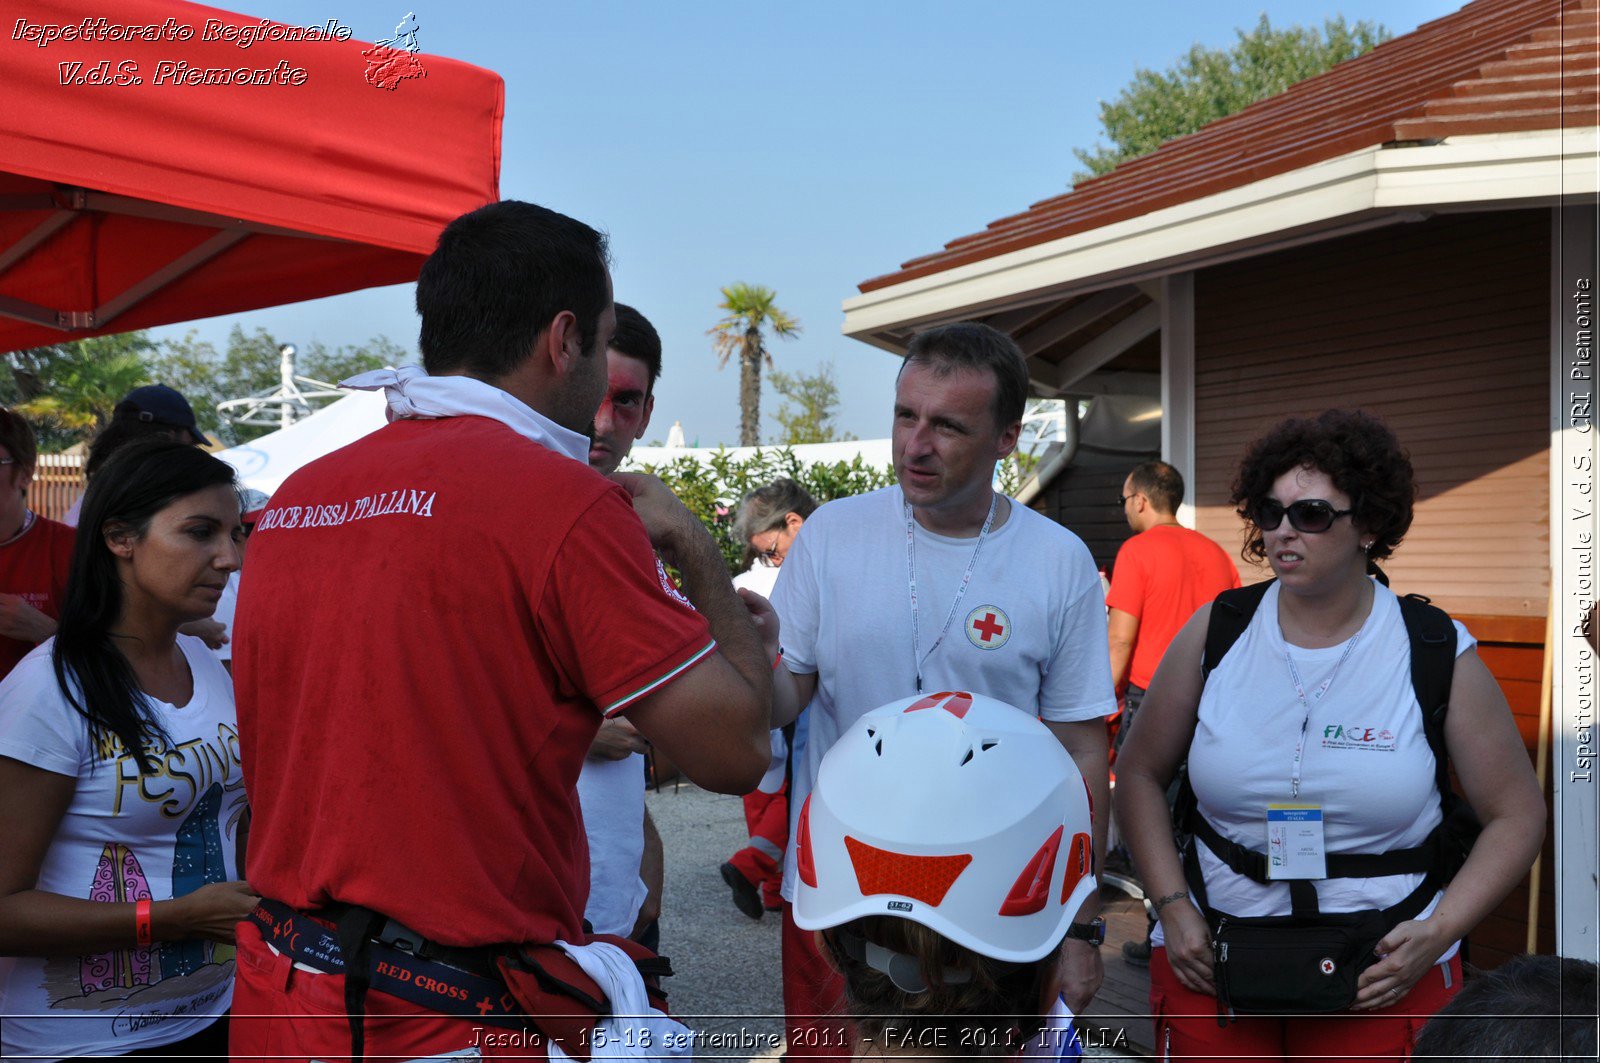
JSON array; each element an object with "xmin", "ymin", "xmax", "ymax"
[{"xmin": 1361, "ymin": 541, "xmax": 1373, "ymax": 553}]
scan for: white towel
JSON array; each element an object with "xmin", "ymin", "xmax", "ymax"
[
  {"xmin": 342, "ymin": 366, "xmax": 590, "ymax": 463},
  {"xmin": 546, "ymin": 940, "xmax": 694, "ymax": 1062}
]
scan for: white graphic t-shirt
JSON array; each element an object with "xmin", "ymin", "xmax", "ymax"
[
  {"xmin": 0, "ymin": 636, "xmax": 245, "ymax": 1061},
  {"xmin": 771, "ymin": 485, "xmax": 1116, "ymax": 900}
]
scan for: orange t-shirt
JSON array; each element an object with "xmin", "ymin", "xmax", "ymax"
[
  {"xmin": 0, "ymin": 515, "xmax": 74, "ymax": 678},
  {"xmin": 1106, "ymin": 524, "xmax": 1240, "ymax": 689}
]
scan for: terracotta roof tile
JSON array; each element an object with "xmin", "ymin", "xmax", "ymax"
[{"xmin": 859, "ymin": 0, "xmax": 1596, "ymax": 294}]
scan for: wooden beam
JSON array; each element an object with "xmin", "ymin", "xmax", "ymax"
[
  {"xmin": 1062, "ymin": 369, "xmax": 1161, "ymax": 398},
  {"xmin": 1053, "ymin": 303, "xmax": 1162, "ymax": 392},
  {"xmin": 984, "ymin": 298, "xmax": 1068, "ymax": 337},
  {"xmin": 1017, "ymin": 286, "xmax": 1142, "ymax": 357}
]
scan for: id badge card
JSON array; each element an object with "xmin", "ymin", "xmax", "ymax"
[{"xmin": 1266, "ymin": 804, "xmax": 1327, "ymax": 879}]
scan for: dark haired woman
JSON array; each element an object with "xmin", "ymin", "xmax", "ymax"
[
  {"xmin": 0, "ymin": 439, "xmax": 258, "ymax": 1060},
  {"xmin": 1114, "ymin": 410, "xmax": 1544, "ymax": 1060}
]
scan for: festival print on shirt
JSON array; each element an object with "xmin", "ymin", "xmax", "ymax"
[{"xmin": 40, "ymin": 722, "xmax": 246, "ymax": 1026}]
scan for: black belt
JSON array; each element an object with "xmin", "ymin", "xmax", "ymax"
[{"xmin": 248, "ymin": 899, "xmax": 534, "ymax": 1054}]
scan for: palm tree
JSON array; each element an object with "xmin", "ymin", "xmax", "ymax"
[
  {"xmin": 13, "ymin": 334, "xmax": 155, "ymax": 439},
  {"xmin": 709, "ymin": 283, "xmax": 801, "ymax": 446}
]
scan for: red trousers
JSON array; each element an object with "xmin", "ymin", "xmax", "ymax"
[
  {"xmin": 1149, "ymin": 945, "xmax": 1461, "ymax": 1061},
  {"xmin": 727, "ymin": 785, "xmax": 788, "ymax": 907},
  {"xmin": 781, "ymin": 901, "xmax": 853, "ymax": 1060},
  {"xmin": 230, "ymin": 920, "xmax": 549, "ymax": 1061}
]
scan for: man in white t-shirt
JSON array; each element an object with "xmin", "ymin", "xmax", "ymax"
[
  {"xmin": 578, "ymin": 303, "xmax": 667, "ymax": 943},
  {"xmin": 769, "ymin": 322, "xmax": 1117, "ymax": 1055}
]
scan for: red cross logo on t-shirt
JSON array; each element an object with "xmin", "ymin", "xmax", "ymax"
[{"xmin": 964, "ymin": 605, "xmax": 1011, "ymax": 650}]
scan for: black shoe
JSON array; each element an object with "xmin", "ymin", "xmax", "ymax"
[
  {"xmin": 720, "ymin": 862, "xmax": 765, "ymax": 921},
  {"xmin": 1122, "ymin": 939, "xmax": 1152, "ymax": 967}
]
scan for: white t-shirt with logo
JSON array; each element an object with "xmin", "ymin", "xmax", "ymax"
[
  {"xmin": 209, "ymin": 570, "xmax": 241, "ymax": 664},
  {"xmin": 771, "ymin": 485, "xmax": 1116, "ymax": 900},
  {"xmin": 0, "ymin": 636, "xmax": 246, "ymax": 1061},
  {"xmin": 1154, "ymin": 580, "xmax": 1474, "ymax": 961}
]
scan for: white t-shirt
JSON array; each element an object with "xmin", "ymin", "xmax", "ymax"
[
  {"xmin": 732, "ymin": 561, "xmax": 780, "ymax": 598},
  {"xmin": 0, "ymin": 636, "xmax": 245, "ymax": 1061},
  {"xmin": 1153, "ymin": 581, "xmax": 1473, "ymax": 963},
  {"xmin": 576, "ymin": 753, "xmax": 649, "ymax": 937},
  {"xmin": 771, "ymin": 485, "xmax": 1116, "ymax": 899},
  {"xmin": 210, "ymin": 570, "xmax": 241, "ymax": 664},
  {"xmin": 61, "ymin": 496, "xmax": 81, "ymax": 528}
]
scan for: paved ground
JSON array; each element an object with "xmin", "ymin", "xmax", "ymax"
[{"xmin": 645, "ymin": 782, "xmax": 1137, "ymax": 1061}]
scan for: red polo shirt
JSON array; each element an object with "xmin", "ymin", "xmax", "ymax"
[
  {"xmin": 1107, "ymin": 523, "xmax": 1240, "ymax": 689},
  {"xmin": 0, "ymin": 515, "xmax": 74, "ymax": 678},
  {"xmin": 234, "ymin": 416, "xmax": 713, "ymax": 948}
]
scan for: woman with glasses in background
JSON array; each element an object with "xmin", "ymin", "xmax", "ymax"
[
  {"xmin": 1114, "ymin": 409, "xmax": 1544, "ymax": 1061},
  {"xmin": 719, "ymin": 478, "xmax": 819, "ymax": 920}
]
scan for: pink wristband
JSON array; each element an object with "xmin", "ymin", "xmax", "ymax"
[{"xmin": 134, "ymin": 898, "xmax": 153, "ymax": 946}]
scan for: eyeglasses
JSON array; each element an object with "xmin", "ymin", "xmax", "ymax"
[
  {"xmin": 1116, "ymin": 494, "xmax": 1137, "ymax": 507},
  {"xmin": 1253, "ymin": 498, "xmax": 1354, "ymax": 533}
]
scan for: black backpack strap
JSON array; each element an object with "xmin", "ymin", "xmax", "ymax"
[
  {"xmin": 1202, "ymin": 580, "xmax": 1274, "ymax": 681},
  {"xmin": 1396, "ymin": 593, "xmax": 1457, "ymax": 807}
]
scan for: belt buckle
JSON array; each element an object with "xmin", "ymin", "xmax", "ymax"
[{"xmin": 376, "ymin": 917, "xmax": 424, "ymax": 956}]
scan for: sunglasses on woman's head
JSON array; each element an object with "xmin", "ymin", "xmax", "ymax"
[{"xmin": 1253, "ymin": 498, "xmax": 1353, "ymax": 533}]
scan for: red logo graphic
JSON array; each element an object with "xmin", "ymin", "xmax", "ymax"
[
  {"xmin": 964, "ymin": 605, "xmax": 1011, "ymax": 650},
  {"xmin": 364, "ymin": 12, "xmax": 426, "ymax": 90},
  {"xmin": 1319, "ymin": 958, "xmax": 1337, "ymax": 976}
]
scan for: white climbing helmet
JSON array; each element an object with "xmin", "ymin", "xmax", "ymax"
[{"xmin": 793, "ymin": 690, "xmax": 1096, "ymax": 963}]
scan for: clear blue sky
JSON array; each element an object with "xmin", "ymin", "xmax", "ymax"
[{"xmin": 151, "ymin": 0, "xmax": 1465, "ymax": 446}]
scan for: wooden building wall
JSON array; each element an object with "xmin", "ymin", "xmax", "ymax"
[
  {"xmin": 1190, "ymin": 208, "xmax": 1555, "ymax": 968},
  {"xmin": 1028, "ymin": 461, "xmax": 1140, "ymax": 574}
]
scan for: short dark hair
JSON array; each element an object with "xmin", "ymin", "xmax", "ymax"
[
  {"xmin": 1230, "ymin": 409, "xmax": 1414, "ymax": 564},
  {"xmin": 1414, "ymin": 954, "xmax": 1598, "ymax": 1061},
  {"xmin": 0, "ymin": 407, "xmax": 38, "ymax": 474},
  {"xmin": 1128, "ymin": 460, "xmax": 1184, "ymax": 515},
  {"xmin": 900, "ymin": 322, "xmax": 1029, "ymax": 430},
  {"xmin": 610, "ymin": 303, "xmax": 662, "ymax": 394},
  {"xmin": 85, "ymin": 416, "xmax": 194, "ymax": 480},
  {"xmin": 417, "ymin": 200, "xmax": 611, "ymax": 378},
  {"xmin": 734, "ymin": 478, "xmax": 819, "ymax": 543}
]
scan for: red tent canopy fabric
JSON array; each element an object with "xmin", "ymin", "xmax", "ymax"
[{"xmin": 0, "ymin": 0, "xmax": 503, "ymax": 353}]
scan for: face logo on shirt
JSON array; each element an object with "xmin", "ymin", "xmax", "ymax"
[
  {"xmin": 963, "ymin": 605, "xmax": 1010, "ymax": 650},
  {"xmin": 1321, "ymin": 723, "xmax": 1399, "ymax": 752}
]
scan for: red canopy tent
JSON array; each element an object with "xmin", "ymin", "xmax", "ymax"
[{"xmin": 0, "ymin": 0, "xmax": 502, "ymax": 353}]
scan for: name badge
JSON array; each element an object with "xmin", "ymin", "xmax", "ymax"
[{"xmin": 1266, "ymin": 804, "xmax": 1327, "ymax": 880}]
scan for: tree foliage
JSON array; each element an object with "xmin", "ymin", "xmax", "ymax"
[
  {"xmin": 769, "ymin": 362, "xmax": 854, "ymax": 445},
  {"xmin": 709, "ymin": 283, "xmax": 801, "ymax": 447},
  {"xmin": 1073, "ymin": 15, "xmax": 1390, "ymax": 182},
  {"xmin": 637, "ymin": 447, "xmax": 894, "ymax": 575},
  {"xmin": 152, "ymin": 326, "xmax": 404, "ymax": 446},
  {"xmin": 3, "ymin": 327, "xmax": 405, "ymax": 449}
]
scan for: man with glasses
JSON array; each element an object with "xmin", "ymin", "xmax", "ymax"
[{"xmin": 1106, "ymin": 460, "xmax": 1238, "ymax": 962}]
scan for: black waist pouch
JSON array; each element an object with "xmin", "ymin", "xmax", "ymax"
[{"xmin": 1210, "ymin": 908, "xmax": 1387, "ymax": 1014}]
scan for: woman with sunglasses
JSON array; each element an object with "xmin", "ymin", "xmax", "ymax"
[
  {"xmin": 0, "ymin": 439, "xmax": 259, "ymax": 1061},
  {"xmin": 1114, "ymin": 409, "xmax": 1544, "ymax": 1061}
]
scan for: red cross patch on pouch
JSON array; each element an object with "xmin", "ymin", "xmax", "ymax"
[{"xmin": 964, "ymin": 605, "xmax": 1010, "ymax": 649}]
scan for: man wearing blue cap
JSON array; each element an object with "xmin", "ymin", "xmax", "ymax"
[{"xmin": 62, "ymin": 385, "xmax": 208, "ymax": 528}]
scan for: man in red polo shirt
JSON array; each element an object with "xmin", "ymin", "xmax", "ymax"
[
  {"xmin": 1105, "ymin": 460, "xmax": 1238, "ymax": 963},
  {"xmin": 0, "ymin": 409, "xmax": 73, "ymax": 679},
  {"xmin": 230, "ymin": 202, "xmax": 773, "ymax": 1061}
]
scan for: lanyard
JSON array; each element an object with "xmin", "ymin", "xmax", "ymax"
[
  {"xmin": 1283, "ymin": 632, "xmax": 1362, "ymax": 798},
  {"xmin": 906, "ymin": 494, "xmax": 997, "ymax": 694}
]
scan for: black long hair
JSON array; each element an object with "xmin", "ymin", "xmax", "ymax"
[{"xmin": 53, "ymin": 439, "xmax": 238, "ymax": 773}]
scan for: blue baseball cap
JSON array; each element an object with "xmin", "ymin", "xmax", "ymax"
[{"xmin": 113, "ymin": 385, "xmax": 206, "ymax": 445}]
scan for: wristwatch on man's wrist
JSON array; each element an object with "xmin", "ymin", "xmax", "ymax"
[{"xmin": 1065, "ymin": 917, "xmax": 1105, "ymax": 947}]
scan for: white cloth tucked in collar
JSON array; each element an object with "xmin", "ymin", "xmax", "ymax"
[
  {"xmin": 341, "ymin": 366, "xmax": 591, "ymax": 464},
  {"xmin": 547, "ymin": 939, "xmax": 693, "ymax": 1061}
]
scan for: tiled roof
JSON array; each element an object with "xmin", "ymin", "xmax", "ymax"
[{"xmin": 859, "ymin": 0, "xmax": 1597, "ymax": 294}]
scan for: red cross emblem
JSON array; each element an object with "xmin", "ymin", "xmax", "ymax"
[{"xmin": 964, "ymin": 605, "xmax": 1010, "ymax": 649}]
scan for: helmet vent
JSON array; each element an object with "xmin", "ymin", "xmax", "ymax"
[
  {"xmin": 873, "ymin": 738, "xmax": 884, "ymax": 756},
  {"xmin": 959, "ymin": 747, "xmax": 974, "ymax": 766},
  {"xmin": 981, "ymin": 739, "xmax": 999, "ymax": 753}
]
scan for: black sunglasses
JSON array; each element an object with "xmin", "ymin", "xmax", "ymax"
[{"xmin": 1253, "ymin": 498, "xmax": 1353, "ymax": 533}]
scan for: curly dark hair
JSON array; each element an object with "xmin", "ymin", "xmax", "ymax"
[{"xmin": 1230, "ymin": 409, "xmax": 1415, "ymax": 565}]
